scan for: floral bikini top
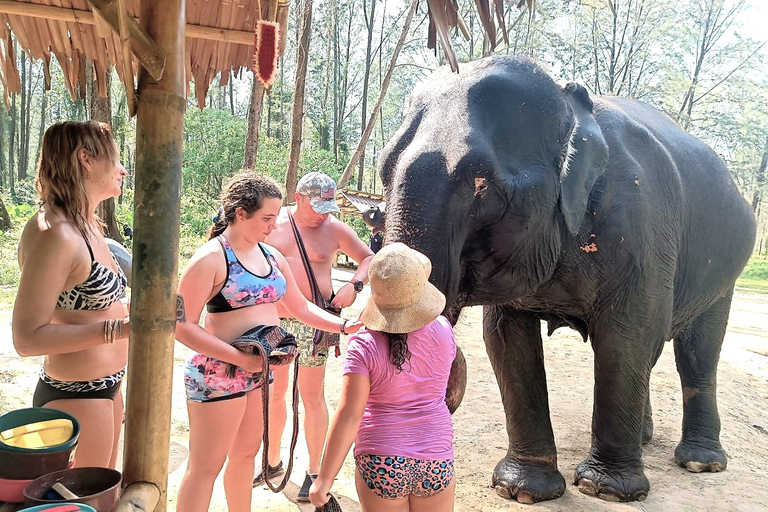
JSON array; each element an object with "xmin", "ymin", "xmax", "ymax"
[
  {"xmin": 206, "ymin": 235, "xmax": 287, "ymax": 313},
  {"xmin": 57, "ymin": 237, "xmax": 127, "ymax": 311}
]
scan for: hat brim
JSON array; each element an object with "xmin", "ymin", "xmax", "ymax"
[
  {"xmin": 360, "ymin": 280, "xmax": 446, "ymax": 334},
  {"xmin": 309, "ymin": 197, "xmax": 341, "ymax": 214}
]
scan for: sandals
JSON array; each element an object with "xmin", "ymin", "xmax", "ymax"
[{"xmin": 252, "ymin": 461, "xmax": 285, "ymax": 487}]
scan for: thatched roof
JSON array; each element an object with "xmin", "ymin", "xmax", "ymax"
[
  {"xmin": 0, "ymin": 0, "xmax": 287, "ymax": 108},
  {"xmin": 0, "ymin": 0, "xmax": 533, "ymax": 110},
  {"xmin": 338, "ymin": 188, "xmax": 384, "ymax": 217}
]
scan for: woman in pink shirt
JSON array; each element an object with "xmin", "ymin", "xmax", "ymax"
[{"xmin": 310, "ymin": 243, "xmax": 457, "ymax": 511}]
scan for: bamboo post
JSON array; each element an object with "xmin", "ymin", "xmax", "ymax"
[
  {"xmin": 114, "ymin": 482, "xmax": 161, "ymax": 512},
  {"xmin": 122, "ymin": 0, "xmax": 185, "ymax": 510}
]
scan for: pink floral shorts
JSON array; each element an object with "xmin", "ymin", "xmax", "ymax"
[{"xmin": 184, "ymin": 352, "xmax": 268, "ymax": 402}]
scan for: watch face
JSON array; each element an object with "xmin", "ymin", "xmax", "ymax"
[{"xmin": 352, "ymin": 279, "xmax": 364, "ymax": 292}]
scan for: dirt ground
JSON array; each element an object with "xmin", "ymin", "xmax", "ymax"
[{"xmin": 1, "ymin": 269, "xmax": 767, "ymax": 511}]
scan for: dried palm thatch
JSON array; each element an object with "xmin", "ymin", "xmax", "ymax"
[
  {"xmin": 0, "ymin": 0, "xmax": 284, "ymax": 109},
  {"xmin": 427, "ymin": 0, "xmax": 535, "ymax": 71},
  {"xmin": 0, "ymin": 0, "xmax": 534, "ymax": 109}
]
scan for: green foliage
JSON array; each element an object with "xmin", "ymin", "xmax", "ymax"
[
  {"xmin": 344, "ymin": 214, "xmax": 371, "ymax": 242},
  {"xmin": 0, "ymin": 202, "xmax": 30, "ymax": 287},
  {"xmin": 11, "ymin": 180, "xmax": 37, "ymax": 206},
  {"xmin": 251, "ymin": 136, "xmax": 289, "ymax": 182},
  {"xmin": 182, "ymin": 108, "xmax": 248, "ymax": 200}
]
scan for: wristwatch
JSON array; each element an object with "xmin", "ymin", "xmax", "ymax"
[{"xmin": 350, "ymin": 279, "xmax": 364, "ymax": 293}]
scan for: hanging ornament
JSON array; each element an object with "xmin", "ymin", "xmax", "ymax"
[{"xmin": 253, "ymin": 20, "xmax": 280, "ymax": 88}]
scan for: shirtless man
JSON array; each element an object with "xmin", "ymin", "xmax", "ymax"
[{"xmin": 257, "ymin": 171, "xmax": 374, "ymax": 500}]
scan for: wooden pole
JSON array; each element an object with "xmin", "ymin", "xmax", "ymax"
[
  {"xmin": 0, "ymin": 1, "xmax": 253, "ymax": 45},
  {"xmin": 114, "ymin": 482, "xmax": 161, "ymax": 512},
  {"xmin": 123, "ymin": 0, "xmax": 185, "ymax": 509}
]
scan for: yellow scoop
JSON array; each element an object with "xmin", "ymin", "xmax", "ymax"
[{"xmin": 0, "ymin": 418, "xmax": 74, "ymax": 449}]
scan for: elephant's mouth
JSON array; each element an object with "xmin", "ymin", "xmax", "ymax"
[{"xmin": 443, "ymin": 295, "xmax": 468, "ymax": 326}]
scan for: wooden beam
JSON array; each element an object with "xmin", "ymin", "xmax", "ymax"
[
  {"xmin": 0, "ymin": 1, "xmax": 253, "ymax": 45},
  {"xmin": 122, "ymin": 0, "xmax": 186, "ymax": 510},
  {"xmin": 115, "ymin": 0, "xmax": 137, "ymax": 117},
  {"xmin": 86, "ymin": 0, "xmax": 165, "ymax": 81}
]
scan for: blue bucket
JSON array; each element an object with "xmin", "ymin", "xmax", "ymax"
[{"xmin": 18, "ymin": 504, "xmax": 97, "ymax": 512}]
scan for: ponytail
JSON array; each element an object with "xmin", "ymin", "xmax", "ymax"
[
  {"xmin": 207, "ymin": 207, "xmax": 227, "ymax": 239},
  {"xmin": 384, "ymin": 332, "xmax": 411, "ymax": 372}
]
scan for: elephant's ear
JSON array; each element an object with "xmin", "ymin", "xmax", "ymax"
[{"xmin": 559, "ymin": 83, "xmax": 609, "ymax": 235}]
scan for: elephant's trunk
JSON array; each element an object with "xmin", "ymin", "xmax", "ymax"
[{"xmin": 384, "ymin": 199, "xmax": 468, "ymax": 414}]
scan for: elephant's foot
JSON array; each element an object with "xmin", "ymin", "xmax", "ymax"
[
  {"xmin": 573, "ymin": 457, "xmax": 649, "ymax": 502},
  {"xmin": 491, "ymin": 457, "xmax": 565, "ymax": 504},
  {"xmin": 674, "ymin": 438, "xmax": 727, "ymax": 473}
]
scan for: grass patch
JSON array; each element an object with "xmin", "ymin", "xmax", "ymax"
[{"xmin": 736, "ymin": 255, "xmax": 768, "ymax": 293}]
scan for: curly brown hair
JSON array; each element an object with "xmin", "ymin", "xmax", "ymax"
[
  {"xmin": 35, "ymin": 121, "xmax": 118, "ymax": 240},
  {"xmin": 208, "ymin": 171, "xmax": 283, "ymax": 239},
  {"xmin": 384, "ymin": 332, "xmax": 412, "ymax": 372}
]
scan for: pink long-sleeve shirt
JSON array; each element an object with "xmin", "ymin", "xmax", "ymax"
[{"xmin": 343, "ymin": 315, "xmax": 456, "ymax": 460}]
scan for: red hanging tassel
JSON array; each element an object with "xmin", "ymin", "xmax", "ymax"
[{"xmin": 253, "ymin": 20, "xmax": 280, "ymax": 88}]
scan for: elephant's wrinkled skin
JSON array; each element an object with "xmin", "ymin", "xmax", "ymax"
[{"xmin": 379, "ymin": 56, "xmax": 756, "ymax": 503}]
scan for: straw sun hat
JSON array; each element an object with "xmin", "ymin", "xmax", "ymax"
[{"xmin": 360, "ymin": 243, "xmax": 446, "ymax": 333}]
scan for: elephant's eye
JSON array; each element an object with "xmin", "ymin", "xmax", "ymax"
[{"xmin": 474, "ymin": 177, "xmax": 488, "ymax": 196}]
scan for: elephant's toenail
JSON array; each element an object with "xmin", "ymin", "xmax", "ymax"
[
  {"xmin": 598, "ymin": 492, "xmax": 621, "ymax": 502},
  {"xmin": 517, "ymin": 492, "xmax": 535, "ymax": 504},
  {"xmin": 494, "ymin": 485, "xmax": 512, "ymax": 499},
  {"xmin": 577, "ymin": 480, "xmax": 598, "ymax": 496}
]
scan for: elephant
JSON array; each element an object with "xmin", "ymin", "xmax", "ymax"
[{"xmin": 378, "ymin": 56, "xmax": 756, "ymax": 503}]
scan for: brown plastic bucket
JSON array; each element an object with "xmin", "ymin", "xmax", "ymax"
[
  {"xmin": 23, "ymin": 467, "xmax": 121, "ymax": 512},
  {"xmin": 0, "ymin": 442, "xmax": 77, "ymax": 480}
]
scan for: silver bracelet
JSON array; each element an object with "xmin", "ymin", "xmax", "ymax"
[{"xmin": 340, "ymin": 318, "xmax": 349, "ymax": 335}]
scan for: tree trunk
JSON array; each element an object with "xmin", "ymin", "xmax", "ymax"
[
  {"xmin": 19, "ymin": 53, "xmax": 27, "ymax": 180},
  {"xmin": 88, "ymin": 67, "xmax": 124, "ymax": 243},
  {"xmin": 753, "ymin": 133, "xmax": 768, "ymax": 213},
  {"xmin": 22, "ymin": 59, "xmax": 34, "ymax": 178},
  {"xmin": 319, "ymin": 0, "xmax": 334, "ymax": 151},
  {"xmin": 243, "ymin": 78, "xmax": 266, "ymax": 169},
  {"xmin": 284, "ymin": 0, "xmax": 314, "ymax": 201},
  {"xmin": 229, "ymin": 71, "xmax": 235, "ymax": 115},
  {"xmin": 334, "ymin": 1, "xmax": 354, "ymax": 162},
  {"xmin": 0, "ymin": 100, "xmax": 6, "ymax": 189},
  {"xmin": 38, "ymin": 90, "xmax": 48, "ymax": 165},
  {"xmin": 357, "ymin": 0, "xmax": 376, "ymax": 190},
  {"xmin": 338, "ymin": 0, "xmax": 417, "ymax": 188},
  {"xmin": 9, "ymin": 93, "xmax": 17, "ymax": 195},
  {"xmin": 0, "ymin": 196, "xmax": 11, "ymax": 230}
]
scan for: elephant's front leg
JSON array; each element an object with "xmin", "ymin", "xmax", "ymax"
[
  {"xmin": 573, "ymin": 314, "xmax": 660, "ymax": 502},
  {"xmin": 483, "ymin": 305, "xmax": 565, "ymax": 503}
]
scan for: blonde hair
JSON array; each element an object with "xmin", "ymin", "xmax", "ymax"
[{"xmin": 35, "ymin": 121, "xmax": 118, "ymax": 239}]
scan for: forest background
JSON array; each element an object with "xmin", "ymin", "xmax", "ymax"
[{"xmin": 0, "ymin": 0, "xmax": 767, "ymax": 301}]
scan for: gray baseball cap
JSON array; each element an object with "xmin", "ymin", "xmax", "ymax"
[{"xmin": 296, "ymin": 172, "xmax": 341, "ymax": 214}]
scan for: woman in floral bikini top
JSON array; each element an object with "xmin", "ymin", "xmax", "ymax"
[{"xmin": 173, "ymin": 171, "xmax": 362, "ymax": 512}]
